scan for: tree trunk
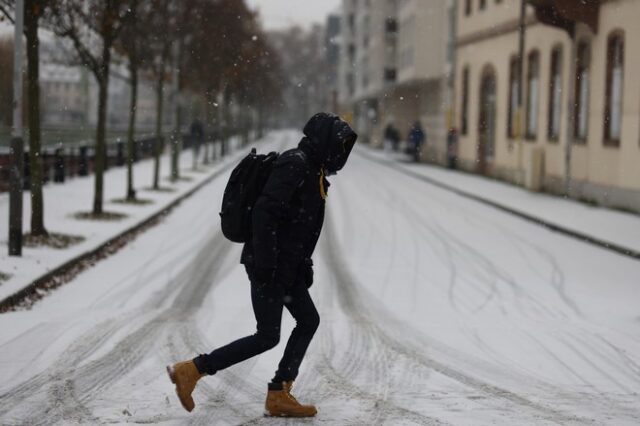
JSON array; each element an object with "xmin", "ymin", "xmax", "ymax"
[
  {"xmin": 170, "ymin": 42, "xmax": 182, "ymax": 181},
  {"xmin": 93, "ymin": 46, "xmax": 111, "ymax": 215},
  {"xmin": 126, "ymin": 60, "xmax": 138, "ymax": 200},
  {"xmin": 153, "ymin": 73, "xmax": 164, "ymax": 190},
  {"xmin": 25, "ymin": 6, "xmax": 46, "ymax": 235}
]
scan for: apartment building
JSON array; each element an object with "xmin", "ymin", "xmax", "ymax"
[
  {"xmin": 40, "ymin": 64, "xmax": 89, "ymax": 127},
  {"xmin": 338, "ymin": 0, "xmax": 398, "ymax": 144},
  {"xmin": 384, "ymin": 0, "xmax": 454, "ymax": 162},
  {"xmin": 338, "ymin": 0, "xmax": 454, "ymax": 163},
  {"xmin": 40, "ymin": 61, "xmax": 162, "ymax": 133},
  {"xmin": 326, "ymin": 13, "xmax": 341, "ymax": 112},
  {"xmin": 455, "ymin": 0, "xmax": 640, "ymax": 212}
]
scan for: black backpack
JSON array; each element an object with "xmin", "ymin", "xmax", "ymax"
[{"xmin": 220, "ymin": 148, "xmax": 279, "ymax": 243}]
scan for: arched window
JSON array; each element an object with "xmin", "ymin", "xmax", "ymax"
[
  {"xmin": 461, "ymin": 66, "xmax": 469, "ymax": 135},
  {"xmin": 574, "ymin": 40, "xmax": 590, "ymax": 143},
  {"xmin": 465, "ymin": 0, "xmax": 472, "ymax": 16},
  {"xmin": 507, "ymin": 56, "xmax": 519, "ymax": 138},
  {"xmin": 604, "ymin": 33, "xmax": 624, "ymax": 146},
  {"xmin": 548, "ymin": 46, "xmax": 563, "ymax": 141},
  {"xmin": 526, "ymin": 50, "xmax": 540, "ymax": 139}
]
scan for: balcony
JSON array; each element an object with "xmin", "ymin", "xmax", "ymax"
[
  {"xmin": 527, "ymin": 0, "xmax": 602, "ymax": 34},
  {"xmin": 385, "ymin": 18, "xmax": 398, "ymax": 34}
]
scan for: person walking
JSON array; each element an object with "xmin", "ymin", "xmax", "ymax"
[
  {"xmin": 408, "ymin": 120, "xmax": 425, "ymax": 162},
  {"xmin": 167, "ymin": 112, "xmax": 357, "ymax": 417},
  {"xmin": 384, "ymin": 123, "xmax": 400, "ymax": 152}
]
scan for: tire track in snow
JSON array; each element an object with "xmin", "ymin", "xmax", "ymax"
[
  {"xmin": 320, "ymin": 197, "xmax": 591, "ymax": 425},
  {"xmin": 0, "ymin": 312, "xmax": 136, "ymax": 422},
  {"xmin": 358, "ymin": 153, "xmax": 571, "ymax": 320},
  {"xmin": 1, "ymin": 135, "xmax": 291, "ymax": 425},
  {"xmin": 286, "ymin": 265, "xmax": 442, "ymax": 426},
  {"xmin": 1, "ymin": 227, "xmax": 233, "ymax": 425}
]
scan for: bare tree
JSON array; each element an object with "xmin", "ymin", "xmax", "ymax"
[
  {"xmin": 183, "ymin": 0, "xmax": 272, "ymax": 156},
  {"xmin": 139, "ymin": 0, "xmax": 173, "ymax": 190},
  {"xmin": 0, "ymin": 38, "xmax": 13, "ymax": 127},
  {"xmin": 115, "ymin": 0, "xmax": 149, "ymax": 201},
  {"xmin": 168, "ymin": 0, "xmax": 194, "ymax": 181},
  {"xmin": 51, "ymin": 0, "xmax": 130, "ymax": 215},
  {"xmin": 0, "ymin": 0, "xmax": 56, "ymax": 236}
]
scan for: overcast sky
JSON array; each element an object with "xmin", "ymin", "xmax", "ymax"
[
  {"xmin": 0, "ymin": 1, "xmax": 343, "ymax": 36},
  {"xmin": 246, "ymin": 0, "xmax": 342, "ymax": 31}
]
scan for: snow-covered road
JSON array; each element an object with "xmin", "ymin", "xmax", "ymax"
[{"xmin": 1, "ymin": 131, "xmax": 639, "ymax": 425}]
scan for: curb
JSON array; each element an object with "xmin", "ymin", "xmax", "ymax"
[
  {"xmin": 358, "ymin": 149, "xmax": 640, "ymax": 262},
  {"xmin": 0, "ymin": 158, "xmax": 239, "ymax": 312}
]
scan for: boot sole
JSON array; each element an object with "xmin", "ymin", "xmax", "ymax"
[
  {"xmin": 263, "ymin": 410, "xmax": 316, "ymax": 418},
  {"xmin": 166, "ymin": 365, "xmax": 176, "ymax": 384}
]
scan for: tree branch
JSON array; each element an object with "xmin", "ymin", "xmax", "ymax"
[{"xmin": 0, "ymin": 3, "xmax": 15, "ymax": 24}]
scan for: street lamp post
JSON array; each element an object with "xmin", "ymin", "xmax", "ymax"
[
  {"xmin": 516, "ymin": 0, "xmax": 526, "ymax": 185},
  {"xmin": 8, "ymin": 0, "xmax": 25, "ymax": 256}
]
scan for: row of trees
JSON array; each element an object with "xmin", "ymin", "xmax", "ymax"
[{"xmin": 0, "ymin": 0, "xmax": 283, "ymax": 238}]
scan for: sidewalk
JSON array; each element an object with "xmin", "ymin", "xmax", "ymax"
[
  {"xmin": 0, "ymin": 133, "xmax": 281, "ymax": 304},
  {"xmin": 363, "ymin": 147, "xmax": 640, "ymax": 257}
]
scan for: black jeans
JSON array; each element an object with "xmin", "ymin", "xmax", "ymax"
[{"xmin": 193, "ymin": 265, "xmax": 320, "ymax": 383}]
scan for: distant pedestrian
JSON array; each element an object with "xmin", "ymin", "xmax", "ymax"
[
  {"xmin": 447, "ymin": 127, "xmax": 458, "ymax": 169},
  {"xmin": 167, "ymin": 112, "xmax": 358, "ymax": 418},
  {"xmin": 408, "ymin": 121, "xmax": 425, "ymax": 162},
  {"xmin": 384, "ymin": 123, "xmax": 400, "ymax": 152}
]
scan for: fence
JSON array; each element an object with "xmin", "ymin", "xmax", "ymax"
[{"xmin": 0, "ymin": 132, "xmax": 199, "ymax": 192}]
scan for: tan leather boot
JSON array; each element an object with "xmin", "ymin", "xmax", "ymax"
[
  {"xmin": 166, "ymin": 360, "xmax": 205, "ymax": 412},
  {"xmin": 264, "ymin": 381, "xmax": 317, "ymax": 417}
]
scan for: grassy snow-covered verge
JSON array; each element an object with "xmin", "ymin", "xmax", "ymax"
[{"xmin": 0, "ymin": 133, "xmax": 280, "ymax": 307}]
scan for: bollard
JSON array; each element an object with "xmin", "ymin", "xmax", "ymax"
[
  {"xmin": 9, "ymin": 137, "xmax": 25, "ymax": 256},
  {"xmin": 42, "ymin": 150, "xmax": 51, "ymax": 184},
  {"xmin": 79, "ymin": 145, "xmax": 88, "ymax": 176},
  {"xmin": 69, "ymin": 148, "xmax": 77, "ymax": 177},
  {"xmin": 103, "ymin": 145, "xmax": 109, "ymax": 171},
  {"xmin": 133, "ymin": 139, "xmax": 139, "ymax": 162},
  {"xmin": 116, "ymin": 141, "xmax": 125, "ymax": 166},
  {"xmin": 54, "ymin": 148, "xmax": 65, "ymax": 183}
]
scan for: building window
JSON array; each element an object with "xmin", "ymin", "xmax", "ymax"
[
  {"xmin": 479, "ymin": 0, "xmax": 486, "ymax": 10},
  {"xmin": 548, "ymin": 47, "xmax": 562, "ymax": 141},
  {"xmin": 465, "ymin": 0, "xmax": 472, "ymax": 16},
  {"xmin": 384, "ymin": 68, "xmax": 397, "ymax": 83},
  {"xmin": 507, "ymin": 56, "xmax": 519, "ymax": 138},
  {"xmin": 385, "ymin": 18, "xmax": 397, "ymax": 33},
  {"xmin": 526, "ymin": 50, "xmax": 539, "ymax": 139},
  {"xmin": 461, "ymin": 66, "xmax": 469, "ymax": 135},
  {"xmin": 604, "ymin": 32, "xmax": 624, "ymax": 146},
  {"xmin": 574, "ymin": 40, "xmax": 590, "ymax": 143}
]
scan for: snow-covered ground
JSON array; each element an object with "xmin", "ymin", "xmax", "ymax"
[
  {"xmin": 366, "ymin": 148, "xmax": 640, "ymax": 255},
  {"xmin": 0, "ymin": 135, "xmax": 252, "ymax": 302},
  {"xmin": 0, "ymin": 130, "xmax": 639, "ymax": 425}
]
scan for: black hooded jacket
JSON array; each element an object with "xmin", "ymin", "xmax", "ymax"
[{"xmin": 240, "ymin": 113, "xmax": 357, "ymax": 284}]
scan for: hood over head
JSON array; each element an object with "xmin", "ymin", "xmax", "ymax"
[{"xmin": 298, "ymin": 112, "xmax": 357, "ymax": 173}]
